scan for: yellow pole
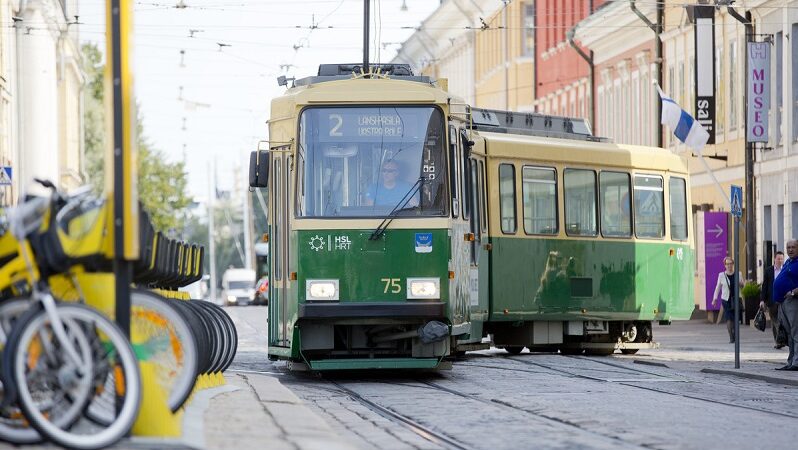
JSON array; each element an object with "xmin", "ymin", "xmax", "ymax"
[{"xmin": 105, "ymin": 0, "xmax": 139, "ymax": 335}]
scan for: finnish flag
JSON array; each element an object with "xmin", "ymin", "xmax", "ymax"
[{"xmin": 655, "ymin": 85, "xmax": 710, "ymax": 152}]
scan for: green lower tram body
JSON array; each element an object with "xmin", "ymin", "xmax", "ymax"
[{"xmin": 268, "ymin": 229, "xmax": 694, "ymax": 370}]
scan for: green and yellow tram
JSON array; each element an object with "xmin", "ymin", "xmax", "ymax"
[{"xmin": 249, "ymin": 64, "xmax": 694, "ymax": 369}]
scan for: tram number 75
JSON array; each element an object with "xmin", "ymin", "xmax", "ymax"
[{"xmin": 381, "ymin": 278, "xmax": 401, "ymax": 294}]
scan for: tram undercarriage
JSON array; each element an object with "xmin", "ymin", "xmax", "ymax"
[
  {"xmin": 484, "ymin": 320, "xmax": 657, "ymax": 356},
  {"xmin": 290, "ymin": 320, "xmax": 452, "ymax": 370}
]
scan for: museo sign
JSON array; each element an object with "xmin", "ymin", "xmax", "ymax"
[{"xmin": 747, "ymin": 42, "xmax": 770, "ymax": 142}]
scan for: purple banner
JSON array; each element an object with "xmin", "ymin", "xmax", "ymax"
[{"xmin": 704, "ymin": 212, "xmax": 728, "ymax": 310}]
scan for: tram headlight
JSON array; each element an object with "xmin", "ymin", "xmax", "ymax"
[
  {"xmin": 407, "ymin": 278, "xmax": 440, "ymax": 299},
  {"xmin": 306, "ymin": 279, "xmax": 339, "ymax": 301}
]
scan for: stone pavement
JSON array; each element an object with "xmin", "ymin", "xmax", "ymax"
[
  {"xmin": 641, "ymin": 313, "xmax": 798, "ymax": 385},
  {"xmin": 90, "ymin": 314, "xmax": 794, "ymax": 450},
  {"xmin": 193, "ymin": 371, "xmax": 355, "ymax": 450}
]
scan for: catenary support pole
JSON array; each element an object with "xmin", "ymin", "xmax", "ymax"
[
  {"xmin": 363, "ymin": 0, "xmax": 369, "ymax": 74},
  {"xmin": 727, "ymin": 6, "xmax": 755, "ymax": 283}
]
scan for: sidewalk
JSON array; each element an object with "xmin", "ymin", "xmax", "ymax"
[
  {"xmin": 641, "ymin": 316, "xmax": 798, "ymax": 385},
  {"xmin": 195, "ymin": 371, "xmax": 355, "ymax": 450}
]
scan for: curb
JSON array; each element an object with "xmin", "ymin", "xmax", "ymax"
[{"xmin": 700, "ymin": 368, "xmax": 798, "ymax": 386}]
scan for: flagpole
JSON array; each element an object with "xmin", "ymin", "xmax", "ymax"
[
  {"xmin": 694, "ymin": 154, "xmax": 733, "ymax": 210},
  {"xmin": 654, "ymin": 80, "xmax": 732, "ymax": 209}
]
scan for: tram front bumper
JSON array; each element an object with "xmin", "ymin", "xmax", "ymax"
[{"xmin": 298, "ymin": 301, "xmax": 445, "ymax": 319}]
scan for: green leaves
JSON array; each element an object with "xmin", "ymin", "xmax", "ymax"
[
  {"xmin": 742, "ymin": 281, "xmax": 761, "ymax": 299},
  {"xmin": 81, "ymin": 43, "xmax": 191, "ymax": 235}
]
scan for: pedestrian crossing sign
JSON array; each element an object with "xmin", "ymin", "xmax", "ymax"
[
  {"xmin": 730, "ymin": 185, "xmax": 742, "ymax": 217},
  {"xmin": 0, "ymin": 167, "xmax": 11, "ymax": 186}
]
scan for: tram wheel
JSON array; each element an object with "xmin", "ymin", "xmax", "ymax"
[
  {"xmin": 620, "ymin": 349, "xmax": 639, "ymax": 355},
  {"xmin": 504, "ymin": 346, "xmax": 524, "ymax": 355}
]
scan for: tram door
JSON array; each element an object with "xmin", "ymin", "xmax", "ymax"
[
  {"xmin": 465, "ymin": 135, "xmax": 490, "ymax": 326},
  {"xmin": 269, "ymin": 151, "xmax": 291, "ymax": 347}
]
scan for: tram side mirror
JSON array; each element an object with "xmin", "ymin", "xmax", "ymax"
[
  {"xmin": 249, "ymin": 150, "xmax": 269, "ymax": 188},
  {"xmin": 460, "ymin": 130, "xmax": 475, "ymax": 156}
]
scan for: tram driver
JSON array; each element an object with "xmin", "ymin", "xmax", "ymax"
[{"xmin": 364, "ymin": 159, "xmax": 419, "ymax": 208}]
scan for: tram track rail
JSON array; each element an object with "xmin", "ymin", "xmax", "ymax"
[
  {"xmin": 327, "ymin": 376, "xmax": 655, "ymax": 450},
  {"xmin": 506, "ymin": 355, "xmax": 798, "ymax": 420},
  {"xmin": 329, "ymin": 381, "xmax": 472, "ymax": 450},
  {"xmin": 414, "ymin": 380, "xmax": 656, "ymax": 450}
]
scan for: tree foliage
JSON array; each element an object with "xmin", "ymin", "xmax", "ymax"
[{"xmin": 81, "ymin": 43, "xmax": 191, "ymax": 233}]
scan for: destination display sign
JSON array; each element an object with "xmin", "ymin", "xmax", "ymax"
[{"xmin": 307, "ymin": 107, "xmax": 431, "ymax": 142}]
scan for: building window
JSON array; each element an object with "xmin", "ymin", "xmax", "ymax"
[
  {"xmin": 775, "ymin": 32, "xmax": 783, "ymax": 145},
  {"xmin": 642, "ymin": 70, "xmax": 650, "ymax": 145},
  {"xmin": 715, "ymin": 46, "xmax": 724, "ymax": 135},
  {"xmin": 522, "ymin": 3, "xmax": 535, "ymax": 57},
  {"xmin": 600, "ymin": 171, "xmax": 631, "ymax": 238},
  {"xmin": 792, "ymin": 24, "xmax": 798, "ymax": 142},
  {"xmin": 633, "ymin": 174, "xmax": 664, "ymax": 239},
  {"xmin": 678, "ymin": 61, "xmax": 685, "ymax": 108},
  {"xmin": 669, "ymin": 177, "xmax": 688, "ymax": 240},
  {"xmin": 668, "ymin": 65, "xmax": 675, "ymax": 146},
  {"xmin": 778, "ymin": 204, "xmax": 784, "ymax": 251},
  {"xmin": 522, "ymin": 166, "xmax": 557, "ymax": 235},
  {"xmin": 499, "ymin": 164, "xmax": 517, "ymax": 234},
  {"xmin": 564, "ymin": 169, "xmax": 597, "ymax": 236},
  {"xmin": 764, "ymin": 205, "xmax": 772, "ymax": 243},
  {"xmin": 623, "ymin": 81, "xmax": 630, "ymax": 143},
  {"xmin": 792, "ymin": 202, "xmax": 798, "ymax": 240},
  {"xmin": 729, "ymin": 41, "xmax": 739, "ymax": 130}
]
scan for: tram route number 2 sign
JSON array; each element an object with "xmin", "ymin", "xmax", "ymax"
[{"xmin": 328, "ymin": 112, "xmax": 404, "ymax": 138}]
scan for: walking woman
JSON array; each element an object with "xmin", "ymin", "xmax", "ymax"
[{"xmin": 712, "ymin": 256, "xmax": 744, "ymax": 343}]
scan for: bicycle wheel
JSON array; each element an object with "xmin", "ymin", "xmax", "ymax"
[
  {"xmin": 0, "ymin": 298, "xmax": 44, "ymax": 445},
  {"xmin": 186, "ymin": 300, "xmax": 224, "ymax": 373},
  {"xmin": 169, "ymin": 299, "xmax": 212, "ymax": 375},
  {"xmin": 86, "ymin": 289, "xmax": 198, "ymax": 422},
  {"xmin": 11, "ymin": 303, "xmax": 141, "ymax": 450},
  {"xmin": 195, "ymin": 300, "xmax": 238, "ymax": 372}
]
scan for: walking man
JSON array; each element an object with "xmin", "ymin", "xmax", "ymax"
[
  {"xmin": 773, "ymin": 240, "xmax": 798, "ymax": 370},
  {"xmin": 761, "ymin": 251, "xmax": 785, "ymax": 348}
]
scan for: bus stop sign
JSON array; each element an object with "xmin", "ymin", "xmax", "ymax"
[{"xmin": 730, "ymin": 185, "xmax": 743, "ymax": 218}]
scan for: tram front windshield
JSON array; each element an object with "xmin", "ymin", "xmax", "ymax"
[{"xmin": 297, "ymin": 106, "xmax": 447, "ymax": 218}]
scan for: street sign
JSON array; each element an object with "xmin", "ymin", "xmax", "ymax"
[
  {"xmin": 0, "ymin": 166, "xmax": 12, "ymax": 186},
  {"xmin": 730, "ymin": 185, "xmax": 742, "ymax": 217},
  {"xmin": 703, "ymin": 212, "xmax": 728, "ymax": 311}
]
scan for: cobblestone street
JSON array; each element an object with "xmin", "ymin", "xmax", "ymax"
[{"xmin": 224, "ymin": 306, "xmax": 798, "ymax": 450}]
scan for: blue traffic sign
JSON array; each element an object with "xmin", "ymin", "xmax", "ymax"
[
  {"xmin": 730, "ymin": 185, "xmax": 743, "ymax": 217},
  {"xmin": 0, "ymin": 166, "xmax": 11, "ymax": 186}
]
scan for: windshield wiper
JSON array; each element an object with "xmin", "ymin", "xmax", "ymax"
[{"xmin": 369, "ymin": 177, "xmax": 423, "ymax": 241}]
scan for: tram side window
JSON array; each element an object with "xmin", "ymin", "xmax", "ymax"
[
  {"xmin": 274, "ymin": 160, "xmax": 281, "ymax": 280},
  {"xmin": 669, "ymin": 177, "xmax": 688, "ymax": 240},
  {"xmin": 564, "ymin": 169, "xmax": 597, "ymax": 236},
  {"xmin": 449, "ymin": 125, "xmax": 459, "ymax": 218},
  {"xmin": 522, "ymin": 166, "xmax": 557, "ymax": 235},
  {"xmin": 478, "ymin": 160, "xmax": 487, "ymax": 233},
  {"xmin": 633, "ymin": 175, "xmax": 665, "ymax": 239},
  {"xmin": 599, "ymin": 171, "xmax": 631, "ymax": 238},
  {"xmin": 499, "ymin": 164, "xmax": 517, "ymax": 234}
]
